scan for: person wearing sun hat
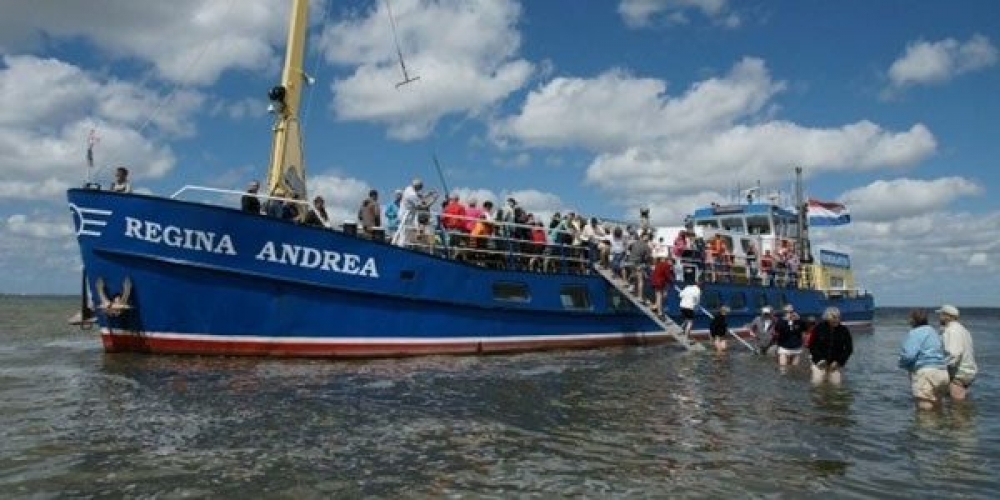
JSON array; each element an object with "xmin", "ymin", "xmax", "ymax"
[{"xmin": 937, "ymin": 304, "xmax": 978, "ymax": 400}]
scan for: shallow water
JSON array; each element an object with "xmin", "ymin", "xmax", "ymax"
[{"xmin": 1, "ymin": 296, "xmax": 997, "ymax": 498}]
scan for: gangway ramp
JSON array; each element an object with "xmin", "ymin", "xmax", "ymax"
[{"xmin": 594, "ymin": 267, "xmax": 704, "ymax": 352}]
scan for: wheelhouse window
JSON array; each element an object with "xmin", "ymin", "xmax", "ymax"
[
  {"xmin": 720, "ymin": 217, "xmax": 745, "ymax": 233},
  {"xmin": 747, "ymin": 215, "xmax": 770, "ymax": 235},
  {"xmin": 560, "ymin": 285, "xmax": 591, "ymax": 310},
  {"xmin": 493, "ymin": 282, "xmax": 530, "ymax": 303},
  {"xmin": 607, "ymin": 286, "xmax": 636, "ymax": 312}
]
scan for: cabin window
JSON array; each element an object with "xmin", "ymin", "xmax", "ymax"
[
  {"xmin": 747, "ymin": 215, "xmax": 770, "ymax": 235},
  {"xmin": 493, "ymin": 282, "xmax": 530, "ymax": 303},
  {"xmin": 607, "ymin": 286, "xmax": 636, "ymax": 312},
  {"xmin": 703, "ymin": 290, "xmax": 722, "ymax": 310},
  {"xmin": 696, "ymin": 220, "xmax": 719, "ymax": 229},
  {"xmin": 828, "ymin": 276, "xmax": 846, "ymax": 289},
  {"xmin": 720, "ymin": 217, "xmax": 745, "ymax": 233},
  {"xmin": 560, "ymin": 285, "xmax": 591, "ymax": 310},
  {"xmin": 728, "ymin": 292, "xmax": 747, "ymax": 310},
  {"xmin": 754, "ymin": 293, "xmax": 768, "ymax": 310}
]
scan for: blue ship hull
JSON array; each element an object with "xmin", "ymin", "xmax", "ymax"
[{"xmin": 68, "ymin": 189, "xmax": 873, "ymax": 357}]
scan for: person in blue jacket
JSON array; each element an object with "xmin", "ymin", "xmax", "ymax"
[{"xmin": 898, "ymin": 308, "xmax": 950, "ymax": 410}]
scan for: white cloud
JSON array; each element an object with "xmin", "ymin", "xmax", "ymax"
[
  {"xmin": 839, "ymin": 177, "xmax": 983, "ymax": 222},
  {"xmin": 0, "ymin": 0, "xmax": 289, "ymax": 86},
  {"xmin": 968, "ymin": 253, "xmax": 987, "ymax": 267},
  {"xmin": 493, "ymin": 58, "xmax": 936, "ymax": 198},
  {"xmin": 5, "ymin": 214, "xmax": 74, "ymax": 239},
  {"xmin": 618, "ymin": 0, "xmax": 740, "ymax": 28},
  {"xmin": 0, "ymin": 55, "xmax": 186, "ymax": 201},
  {"xmin": 318, "ymin": 0, "xmax": 534, "ymax": 140},
  {"xmin": 885, "ymin": 34, "xmax": 998, "ymax": 94},
  {"xmin": 494, "ymin": 59, "xmax": 783, "ymax": 151}
]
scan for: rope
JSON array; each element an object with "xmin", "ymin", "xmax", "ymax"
[
  {"xmin": 92, "ymin": 0, "xmax": 238, "ymax": 180},
  {"xmin": 300, "ymin": 0, "xmax": 333, "ymax": 140}
]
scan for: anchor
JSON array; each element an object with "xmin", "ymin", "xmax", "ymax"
[{"xmin": 95, "ymin": 275, "xmax": 133, "ymax": 317}]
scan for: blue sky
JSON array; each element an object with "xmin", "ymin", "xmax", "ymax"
[{"xmin": 1, "ymin": 0, "xmax": 998, "ymax": 306}]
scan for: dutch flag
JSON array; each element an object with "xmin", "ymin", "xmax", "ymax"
[{"xmin": 807, "ymin": 198, "xmax": 851, "ymax": 226}]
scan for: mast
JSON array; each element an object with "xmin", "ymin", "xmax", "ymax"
[
  {"xmin": 265, "ymin": 0, "xmax": 310, "ymax": 201},
  {"xmin": 795, "ymin": 166, "xmax": 811, "ymax": 263}
]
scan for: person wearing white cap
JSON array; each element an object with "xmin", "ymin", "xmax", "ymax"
[
  {"xmin": 748, "ymin": 306, "xmax": 777, "ymax": 355},
  {"xmin": 393, "ymin": 178, "xmax": 437, "ymax": 245},
  {"xmin": 775, "ymin": 304, "xmax": 805, "ymax": 366},
  {"xmin": 937, "ymin": 304, "xmax": 978, "ymax": 400}
]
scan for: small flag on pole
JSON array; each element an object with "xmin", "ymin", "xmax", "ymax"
[
  {"xmin": 807, "ymin": 198, "xmax": 851, "ymax": 226},
  {"xmin": 86, "ymin": 129, "xmax": 98, "ymax": 168}
]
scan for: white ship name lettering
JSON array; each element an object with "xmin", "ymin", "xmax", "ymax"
[
  {"xmin": 255, "ymin": 241, "xmax": 379, "ymax": 278},
  {"xmin": 124, "ymin": 217, "xmax": 237, "ymax": 255}
]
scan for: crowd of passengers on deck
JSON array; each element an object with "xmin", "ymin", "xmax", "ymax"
[{"xmin": 238, "ymin": 177, "xmax": 806, "ymax": 288}]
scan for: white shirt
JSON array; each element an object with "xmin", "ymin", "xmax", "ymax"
[
  {"xmin": 679, "ymin": 284, "xmax": 701, "ymax": 310},
  {"xmin": 942, "ymin": 320, "xmax": 978, "ymax": 382}
]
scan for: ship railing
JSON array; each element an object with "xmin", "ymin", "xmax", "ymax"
[
  {"xmin": 169, "ymin": 185, "xmax": 329, "ymax": 225},
  {"xmin": 393, "ymin": 211, "xmax": 594, "ymax": 274},
  {"xmin": 671, "ymin": 250, "xmax": 804, "ymax": 288},
  {"xmin": 817, "ymin": 287, "xmax": 871, "ymax": 299}
]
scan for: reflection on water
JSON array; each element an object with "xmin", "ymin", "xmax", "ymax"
[{"xmin": 0, "ymin": 299, "xmax": 998, "ymax": 497}]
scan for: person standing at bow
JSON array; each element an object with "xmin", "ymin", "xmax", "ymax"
[
  {"xmin": 809, "ymin": 307, "xmax": 853, "ymax": 385},
  {"xmin": 937, "ymin": 305, "xmax": 978, "ymax": 401}
]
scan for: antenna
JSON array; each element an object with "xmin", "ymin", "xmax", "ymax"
[{"xmin": 385, "ymin": 0, "xmax": 420, "ymax": 88}]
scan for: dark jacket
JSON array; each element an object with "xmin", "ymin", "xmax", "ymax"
[
  {"xmin": 241, "ymin": 193, "xmax": 260, "ymax": 214},
  {"xmin": 775, "ymin": 317, "xmax": 805, "ymax": 349},
  {"xmin": 809, "ymin": 321, "xmax": 853, "ymax": 365},
  {"xmin": 710, "ymin": 314, "xmax": 728, "ymax": 338}
]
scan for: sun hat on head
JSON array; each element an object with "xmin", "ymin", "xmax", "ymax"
[
  {"xmin": 762, "ymin": 306, "xmax": 772, "ymax": 314},
  {"xmin": 936, "ymin": 304, "xmax": 960, "ymax": 317},
  {"xmin": 719, "ymin": 305, "xmax": 730, "ymax": 314},
  {"xmin": 783, "ymin": 304, "xmax": 795, "ymax": 312}
]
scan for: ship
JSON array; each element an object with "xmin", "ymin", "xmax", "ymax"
[{"xmin": 67, "ymin": 0, "xmax": 872, "ymax": 357}]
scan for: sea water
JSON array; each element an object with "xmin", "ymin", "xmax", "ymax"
[{"xmin": 1, "ymin": 296, "xmax": 997, "ymax": 498}]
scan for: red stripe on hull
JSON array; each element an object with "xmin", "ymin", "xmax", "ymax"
[{"xmin": 102, "ymin": 332, "xmax": 676, "ymax": 358}]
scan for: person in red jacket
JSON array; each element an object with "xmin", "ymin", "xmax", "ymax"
[{"xmin": 650, "ymin": 256, "xmax": 674, "ymax": 318}]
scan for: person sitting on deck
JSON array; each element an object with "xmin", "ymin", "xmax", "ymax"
[
  {"xmin": 110, "ymin": 166, "xmax": 132, "ymax": 193},
  {"xmin": 303, "ymin": 195, "xmax": 329, "ymax": 227},
  {"xmin": 241, "ymin": 180, "xmax": 261, "ymax": 214}
]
